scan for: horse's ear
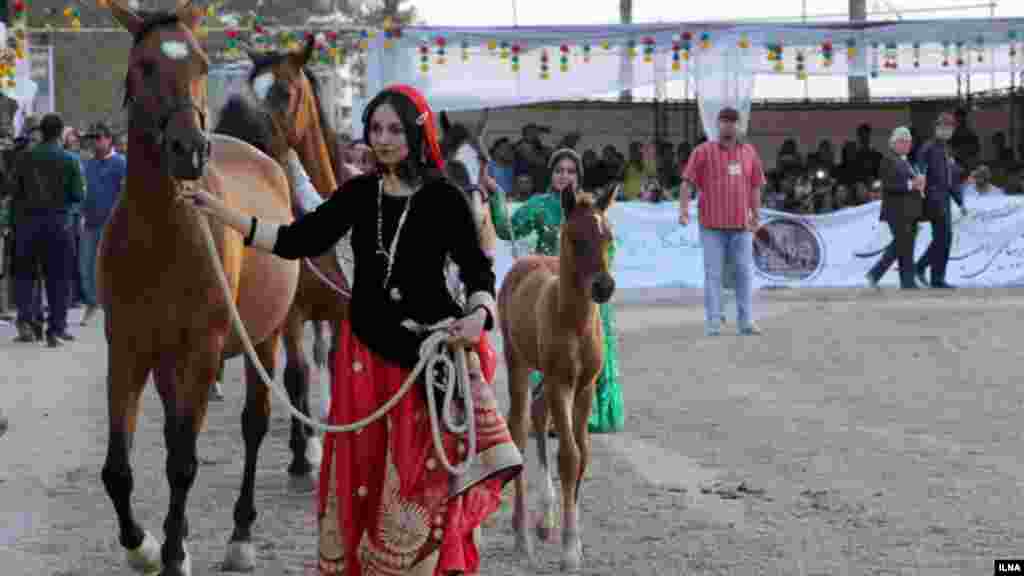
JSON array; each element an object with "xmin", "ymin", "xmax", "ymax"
[
  {"xmin": 474, "ymin": 108, "xmax": 489, "ymax": 139},
  {"xmin": 439, "ymin": 110, "xmax": 452, "ymax": 135},
  {"xmin": 175, "ymin": 0, "xmax": 204, "ymax": 31},
  {"xmin": 597, "ymin": 183, "xmax": 618, "ymax": 212},
  {"xmin": 561, "ymin": 186, "xmax": 577, "ymax": 218},
  {"xmin": 103, "ymin": 0, "xmax": 143, "ymax": 37},
  {"xmin": 290, "ymin": 34, "xmax": 317, "ymax": 69}
]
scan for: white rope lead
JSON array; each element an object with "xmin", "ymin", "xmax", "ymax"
[{"xmin": 193, "ymin": 209, "xmax": 476, "ymax": 474}]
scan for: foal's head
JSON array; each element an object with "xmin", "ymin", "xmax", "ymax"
[
  {"xmin": 247, "ymin": 36, "xmax": 325, "ymax": 150},
  {"xmin": 560, "ymin": 174, "xmax": 616, "ymax": 304},
  {"xmin": 110, "ymin": 0, "xmax": 210, "ymax": 180}
]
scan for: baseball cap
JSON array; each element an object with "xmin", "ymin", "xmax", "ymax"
[{"xmin": 718, "ymin": 107, "xmax": 740, "ymax": 122}]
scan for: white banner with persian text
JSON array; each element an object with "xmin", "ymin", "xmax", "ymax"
[{"xmin": 492, "ymin": 197, "xmax": 1024, "ymax": 290}]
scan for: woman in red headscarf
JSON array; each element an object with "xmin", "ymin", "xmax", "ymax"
[{"xmin": 179, "ymin": 85, "xmax": 523, "ymax": 575}]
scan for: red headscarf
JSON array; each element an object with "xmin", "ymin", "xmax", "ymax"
[{"xmin": 382, "ymin": 84, "xmax": 445, "ymax": 173}]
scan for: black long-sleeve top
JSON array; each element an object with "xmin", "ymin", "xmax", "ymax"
[{"xmin": 272, "ymin": 173, "xmax": 495, "ymax": 370}]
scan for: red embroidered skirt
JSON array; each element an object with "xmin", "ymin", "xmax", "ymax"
[{"xmin": 318, "ymin": 320, "xmax": 522, "ymax": 576}]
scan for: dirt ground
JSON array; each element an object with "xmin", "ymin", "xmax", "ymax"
[{"xmin": 2, "ymin": 287, "xmax": 1023, "ymax": 575}]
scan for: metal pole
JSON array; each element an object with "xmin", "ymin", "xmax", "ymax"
[
  {"xmin": 990, "ymin": 1, "xmax": 997, "ymax": 92},
  {"xmin": 802, "ymin": 0, "xmax": 808, "ymax": 100},
  {"xmin": 512, "ymin": 0, "xmax": 518, "ymax": 26}
]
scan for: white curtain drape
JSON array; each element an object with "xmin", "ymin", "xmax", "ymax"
[{"xmin": 691, "ymin": 39, "xmax": 758, "ymax": 142}]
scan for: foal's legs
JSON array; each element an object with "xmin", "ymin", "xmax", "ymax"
[
  {"xmin": 549, "ymin": 380, "xmax": 583, "ymax": 571},
  {"xmin": 506, "ymin": 356, "xmax": 536, "ymax": 563},
  {"xmin": 101, "ymin": 340, "xmax": 160, "ymax": 574},
  {"xmin": 281, "ymin": 310, "xmax": 317, "ymax": 490},
  {"xmin": 533, "ymin": 390, "xmax": 557, "ymax": 542},
  {"xmin": 223, "ymin": 333, "xmax": 279, "ymax": 572},
  {"xmin": 156, "ymin": 340, "xmax": 219, "ymax": 576}
]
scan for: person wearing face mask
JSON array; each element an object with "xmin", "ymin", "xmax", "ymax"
[
  {"xmin": 866, "ymin": 127, "xmax": 924, "ymax": 290},
  {"xmin": 179, "ymin": 84, "xmax": 522, "ymax": 576},
  {"xmin": 913, "ymin": 111, "xmax": 966, "ymax": 289},
  {"xmin": 496, "ymin": 150, "xmax": 626, "ymax": 434}
]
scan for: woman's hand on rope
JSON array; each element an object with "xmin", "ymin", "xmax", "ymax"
[
  {"xmin": 447, "ymin": 308, "xmax": 487, "ymax": 346},
  {"xmin": 177, "ymin": 187, "xmax": 222, "ymax": 218}
]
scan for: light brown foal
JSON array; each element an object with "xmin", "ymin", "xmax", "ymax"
[{"xmin": 498, "ymin": 186, "xmax": 616, "ymax": 571}]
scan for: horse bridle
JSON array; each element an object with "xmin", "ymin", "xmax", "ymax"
[{"xmin": 122, "ymin": 13, "xmax": 210, "ymax": 156}]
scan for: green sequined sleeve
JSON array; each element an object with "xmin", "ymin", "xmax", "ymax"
[
  {"xmin": 489, "ymin": 184, "xmax": 513, "ymax": 240},
  {"xmin": 504, "ymin": 195, "xmax": 547, "ymax": 246}
]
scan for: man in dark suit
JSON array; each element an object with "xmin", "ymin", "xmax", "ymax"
[
  {"xmin": 866, "ymin": 127, "xmax": 924, "ymax": 289},
  {"xmin": 913, "ymin": 111, "xmax": 965, "ymax": 289}
]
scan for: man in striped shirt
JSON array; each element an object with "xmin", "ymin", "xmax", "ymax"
[{"xmin": 680, "ymin": 107, "xmax": 765, "ymax": 336}]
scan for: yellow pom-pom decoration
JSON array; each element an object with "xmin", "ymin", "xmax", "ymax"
[
  {"xmin": 383, "ymin": 40, "xmax": 393, "ymax": 49},
  {"xmin": 97, "ymin": 0, "xmax": 110, "ymax": 8},
  {"xmin": 358, "ymin": 39, "xmax": 368, "ymax": 50},
  {"xmin": 773, "ymin": 62, "xmax": 784, "ymax": 72},
  {"xmin": 601, "ymin": 41, "xmax": 610, "ymax": 50},
  {"xmin": 511, "ymin": 63, "xmax": 519, "ymax": 72},
  {"xmin": 487, "ymin": 40, "xmax": 497, "ymax": 50},
  {"xmin": 420, "ymin": 64, "xmax": 428, "ymax": 72},
  {"xmin": 72, "ymin": 18, "xmax": 81, "ymax": 30}
]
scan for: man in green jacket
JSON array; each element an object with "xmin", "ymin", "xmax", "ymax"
[{"xmin": 11, "ymin": 113, "xmax": 85, "ymax": 346}]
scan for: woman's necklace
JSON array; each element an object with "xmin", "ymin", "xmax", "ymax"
[{"xmin": 376, "ymin": 178, "xmax": 416, "ymax": 300}]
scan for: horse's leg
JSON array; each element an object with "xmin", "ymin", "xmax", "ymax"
[
  {"xmin": 224, "ymin": 333, "xmax": 279, "ymax": 571},
  {"xmin": 506, "ymin": 355, "xmax": 536, "ymax": 564},
  {"xmin": 282, "ymin": 309, "xmax": 317, "ymax": 488},
  {"xmin": 101, "ymin": 345, "xmax": 160, "ymax": 575},
  {"xmin": 567, "ymin": 377, "xmax": 598, "ymax": 569},
  {"xmin": 532, "ymin": 390, "xmax": 557, "ymax": 542},
  {"xmin": 549, "ymin": 380, "xmax": 583, "ymax": 572},
  {"xmin": 157, "ymin": 343, "xmax": 218, "ymax": 576}
]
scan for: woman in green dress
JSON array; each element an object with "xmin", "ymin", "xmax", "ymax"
[{"xmin": 491, "ymin": 148, "xmax": 624, "ymax": 433}]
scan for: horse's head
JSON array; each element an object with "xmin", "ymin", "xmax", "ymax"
[
  {"xmin": 561, "ymin": 183, "xmax": 617, "ymax": 304},
  {"xmin": 109, "ymin": 0, "xmax": 210, "ymax": 180},
  {"xmin": 247, "ymin": 36, "xmax": 320, "ymax": 149},
  {"xmin": 440, "ymin": 109, "xmax": 490, "ymax": 187}
]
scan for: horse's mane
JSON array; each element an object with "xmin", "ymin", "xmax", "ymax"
[
  {"xmin": 213, "ymin": 95, "xmax": 282, "ymax": 159},
  {"xmin": 248, "ymin": 53, "xmax": 339, "ymax": 172}
]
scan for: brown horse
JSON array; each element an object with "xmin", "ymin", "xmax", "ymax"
[
  {"xmin": 96, "ymin": 1, "xmax": 298, "ymax": 574},
  {"xmin": 242, "ymin": 38, "xmax": 351, "ymax": 491},
  {"xmin": 498, "ymin": 185, "xmax": 616, "ymax": 571}
]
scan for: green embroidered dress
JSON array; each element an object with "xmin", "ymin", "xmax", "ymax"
[{"xmin": 492, "ymin": 189, "xmax": 625, "ymax": 433}]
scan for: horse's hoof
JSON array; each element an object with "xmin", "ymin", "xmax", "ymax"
[
  {"xmin": 222, "ymin": 540, "xmax": 256, "ymax": 572},
  {"xmin": 560, "ymin": 539, "xmax": 583, "ymax": 572},
  {"xmin": 288, "ymin": 473, "xmax": 317, "ymax": 494},
  {"xmin": 161, "ymin": 549, "xmax": 191, "ymax": 576},
  {"xmin": 306, "ymin": 436, "xmax": 323, "ymax": 466},
  {"xmin": 125, "ymin": 530, "xmax": 161, "ymax": 575}
]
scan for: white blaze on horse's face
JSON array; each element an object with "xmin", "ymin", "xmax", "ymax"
[
  {"xmin": 252, "ymin": 72, "xmax": 274, "ymax": 101},
  {"xmin": 160, "ymin": 40, "xmax": 189, "ymax": 60}
]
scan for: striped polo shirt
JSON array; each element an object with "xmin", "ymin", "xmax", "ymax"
[{"xmin": 682, "ymin": 140, "xmax": 765, "ymax": 229}]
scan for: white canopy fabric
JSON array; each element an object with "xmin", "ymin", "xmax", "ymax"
[{"xmin": 356, "ymin": 18, "xmax": 1024, "ymax": 139}]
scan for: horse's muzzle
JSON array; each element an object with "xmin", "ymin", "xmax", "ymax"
[
  {"xmin": 591, "ymin": 272, "xmax": 615, "ymax": 304},
  {"xmin": 165, "ymin": 135, "xmax": 210, "ymax": 181}
]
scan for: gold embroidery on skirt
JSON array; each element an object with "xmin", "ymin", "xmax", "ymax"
[
  {"xmin": 319, "ymin": 457, "xmax": 345, "ymax": 575},
  {"xmin": 358, "ymin": 445, "xmax": 432, "ymax": 573}
]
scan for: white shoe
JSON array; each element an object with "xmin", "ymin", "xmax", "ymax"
[{"xmin": 210, "ymin": 381, "xmax": 224, "ymax": 401}]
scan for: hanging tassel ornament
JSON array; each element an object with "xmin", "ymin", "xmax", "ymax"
[
  {"xmin": 942, "ymin": 41, "xmax": 951, "ymax": 67},
  {"xmin": 681, "ymin": 31, "xmax": 693, "ymax": 61},
  {"xmin": 1009, "ymin": 31, "xmax": 1017, "ymax": 59},
  {"xmin": 627, "ymin": 39, "xmax": 637, "ymax": 60},
  {"xmin": 911, "ymin": 42, "xmax": 920, "ymax": 68},
  {"xmin": 642, "ymin": 37, "xmax": 655, "ymax": 63},
  {"xmin": 601, "ymin": 39, "xmax": 611, "ymax": 50},
  {"xmin": 499, "ymin": 41, "xmax": 509, "ymax": 60},
  {"xmin": 738, "ymin": 33, "xmax": 750, "ymax": 49},
  {"xmin": 583, "ymin": 42, "xmax": 591, "ymax": 63},
  {"xmin": 767, "ymin": 43, "xmax": 784, "ymax": 72},
  {"xmin": 883, "ymin": 43, "xmax": 898, "ymax": 70},
  {"xmin": 956, "ymin": 41, "xmax": 964, "ymax": 67},
  {"xmin": 559, "ymin": 44, "xmax": 570, "ymax": 72},
  {"xmin": 358, "ymin": 29, "xmax": 369, "ymax": 52},
  {"xmin": 821, "ymin": 40, "xmax": 833, "ymax": 67},
  {"xmin": 795, "ymin": 49, "xmax": 807, "ymax": 80},
  {"xmin": 700, "ymin": 32, "xmax": 711, "ymax": 50},
  {"xmin": 419, "ymin": 43, "xmax": 429, "ymax": 73},
  {"xmin": 845, "ymin": 38, "xmax": 856, "ymax": 62},
  {"xmin": 540, "ymin": 49, "xmax": 550, "ymax": 79},
  {"xmin": 487, "ymin": 39, "xmax": 497, "ymax": 55},
  {"xmin": 975, "ymin": 35, "xmax": 984, "ymax": 63},
  {"xmin": 671, "ymin": 34, "xmax": 682, "ymax": 71},
  {"xmin": 870, "ymin": 42, "xmax": 880, "ymax": 78},
  {"xmin": 461, "ymin": 39, "xmax": 470, "ymax": 62},
  {"xmin": 434, "ymin": 36, "xmax": 447, "ymax": 65},
  {"xmin": 511, "ymin": 43, "xmax": 521, "ymax": 72}
]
